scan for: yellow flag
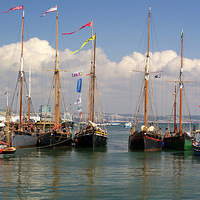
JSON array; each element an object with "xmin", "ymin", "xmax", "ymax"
[{"xmin": 72, "ymin": 35, "xmax": 95, "ymax": 54}]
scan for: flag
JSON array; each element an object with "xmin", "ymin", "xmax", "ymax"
[
  {"xmin": 62, "ymin": 21, "xmax": 92, "ymax": 35},
  {"xmin": 86, "ymin": 73, "xmax": 91, "ymax": 76},
  {"xmin": 41, "ymin": 5, "xmax": 57, "ymax": 17},
  {"xmin": 72, "ymin": 70, "xmax": 83, "ymax": 77},
  {"xmin": 155, "ymin": 74, "xmax": 161, "ymax": 78},
  {"xmin": 74, "ymin": 94, "xmax": 81, "ymax": 104},
  {"xmin": 78, "ymin": 106, "xmax": 82, "ymax": 115},
  {"xmin": 76, "ymin": 78, "xmax": 82, "ymax": 93},
  {"xmin": 72, "ymin": 34, "xmax": 95, "ymax": 54},
  {"xmin": 3, "ymin": 5, "xmax": 23, "ymax": 13},
  {"xmin": 181, "ymin": 29, "xmax": 183, "ymax": 38}
]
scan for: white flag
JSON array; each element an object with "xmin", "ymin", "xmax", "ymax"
[
  {"xmin": 74, "ymin": 94, "xmax": 81, "ymax": 105},
  {"xmin": 41, "ymin": 5, "xmax": 57, "ymax": 17}
]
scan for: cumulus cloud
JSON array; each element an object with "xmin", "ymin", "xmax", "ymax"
[{"xmin": 0, "ymin": 37, "xmax": 199, "ymax": 116}]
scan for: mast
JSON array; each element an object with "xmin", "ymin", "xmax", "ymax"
[
  {"xmin": 89, "ymin": 20, "xmax": 94, "ymax": 121},
  {"xmin": 179, "ymin": 30, "xmax": 183, "ymax": 133},
  {"xmin": 28, "ymin": 67, "xmax": 31, "ymax": 127},
  {"xmin": 19, "ymin": 11, "xmax": 24, "ymax": 130},
  {"xmin": 6, "ymin": 93, "xmax": 10, "ymax": 146},
  {"xmin": 144, "ymin": 6, "xmax": 151, "ymax": 127},
  {"xmin": 54, "ymin": 10, "xmax": 60, "ymax": 129},
  {"xmin": 91, "ymin": 33, "xmax": 96, "ymax": 122},
  {"xmin": 174, "ymin": 84, "xmax": 177, "ymax": 132}
]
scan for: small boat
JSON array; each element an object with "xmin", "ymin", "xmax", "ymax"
[
  {"xmin": 74, "ymin": 23, "xmax": 108, "ymax": 147},
  {"xmin": 128, "ymin": 6, "xmax": 162, "ymax": 151},
  {"xmin": 2, "ymin": 147, "xmax": 16, "ymax": 154},
  {"xmin": 163, "ymin": 30, "xmax": 194, "ymax": 150},
  {"xmin": 192, "ymin": 130, "xmax": 200, "ymax": 156},
  {"xmin": 37, "ymin": 6, "xmax": 72, "ymax": 148},
  {"xmin": 193, "ymin": 142, "xmax": 200, "ymax": 156},
  {"xmin": 110, "ymin": 122, "xmax": 120, "ymax": 126},
  {"xmin": 124, "ymin": 122, "xmax": 132, "ymax": 128},
  {"xmin": 1, "ymin": 93, "xmax": 16, "ymax": 155}
]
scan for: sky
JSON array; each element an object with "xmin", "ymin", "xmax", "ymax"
[{"xmin": 0, "ymin": 0, "xmax": 200, "ymax": 118}]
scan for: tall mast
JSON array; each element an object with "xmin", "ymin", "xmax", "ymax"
[
  {"xmin": 55, "ymin": 10, "xmax": 60, "ymax": 129},
  {"xmin": 174, "ymin": 84, "xmax": 177, "ymax": 132},
  {"xmin": 179, "ymin": 30, "xmax": 183, "ymax": 133},
  {"xmin": 144, "ymin": 6, "xmax": 151, "ymax": 127},
  {"xmin": 89, "ymin": 20, "xmax": 94, "ymax": 121},
  {"xmin": 19, "ymin": 11, "xmax": 24, "ymax": 130},
  {"xmin": 91, "ymin": 33, "xmax": 96, "ymax": 122},
  {"xmin": 28, "ymin": 66, "xmax": 31, "ymax": 126},
  {"xmin": 6, "ymin": 93, "xmax": 10, "ymax": 146}
]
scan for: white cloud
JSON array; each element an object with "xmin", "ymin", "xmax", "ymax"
[{"xmin": 0, "ymin": 37, "xmax": 199, "ymax": 116}]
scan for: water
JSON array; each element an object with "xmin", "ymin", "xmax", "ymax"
[{"xmin": 1, "ymin": 124, "xmax": 200, "ymax": 199}]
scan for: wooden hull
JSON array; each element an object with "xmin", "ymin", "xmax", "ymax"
[
  {"xmin": 2, "ymin": 147, "xmax": 16, "ymax": 154},
  {"xmin": 128, "ymin": 131, "xmax": 162, "ymax": 151},
  {"xmin": 37, "ymin": 131, "xmax": 72, "ymax": 148},
  {"xmin": 13, "ymin": 130, "xmax": 38, "ymax": 148},
  {"xmin": 163, "ymin": 135, "xmax": 192, "ymax": 150},
  {"xmin": 74, "ymin": 129, "xmax": 107, "ymax": 147}
]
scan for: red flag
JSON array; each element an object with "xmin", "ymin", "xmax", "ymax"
[
  {"xmin": 62, "ymin": 22, "xmax": 92, "ymax": 35},
  {"xmin": 3, "ymin": 5, "xmax": 23, "ymax": 13},
  {"xmin": 41, "ymin": 5, "xmax": 57, "ymax": 17}
]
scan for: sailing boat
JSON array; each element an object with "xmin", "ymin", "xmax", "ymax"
[
  {"xmin": 1, "ymin": 93, "xmax": 16, "ymax": 154},
  {"xmin": 36, "ymin": 6, "xmax": 72, "ymax": 148},
  {"xmin": 128, "ymin": 6, "xmax": 162, "ymax": 151},
  {"xmin": 163, "ymin": 30, "xmax": 193, "ymax": 150},
  {"xmin": 74, "ymin": 30, "xmax": 108, "ymax": 147},
  {"xmin": 7, "ymin": 9, "xmax": 39, "ymax": 148}
]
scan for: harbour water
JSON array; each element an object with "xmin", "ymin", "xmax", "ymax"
[{"xmin": 1, "ymin": 124, "xmax": 200, "ymax": 199}]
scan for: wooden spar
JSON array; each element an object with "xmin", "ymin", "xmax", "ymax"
[
  {"xmin": 91, "ymin": 33, "xmax": 96, "ymax": 122},
  {"xmin": 179, "ymin": 30, "xmax": 183, "ymax": 133},
  {"xmin": 55, "ymin": 10, "xmax": 59, "ymax": 129},
  {"xmin": 19, "ymin": 11, "xmax": 24, "ymax": 130},
  {"xmin": 174, "ymin": 84, "xmax": 177, "ymax": 132},
  {"xmin": 89, "ymin": 20, "xmax": 94, "ymax": 121},
  {"xmin": 28, "ymin": 68, "xmax": 31, "ymax": 127},
  {"xmin": 42, "ymin": 9, "xmax": 70, "ymax": 130},
  {"xmin": 6, "ymin": 93, "xmax": 9, "ymax": 146},
  {"xmin": 144, "ymin": 6, "xmax": 151, "ymax": 128}
]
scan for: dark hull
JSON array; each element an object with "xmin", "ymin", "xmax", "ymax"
[
  {"xmin": 163, "ymin": 136, "xmax": 185, "ymax": 150},
  {"xmin": 163, "ymin": 134, "xmax": 193, "ymax": 150},
  {"xmin": 128, "ymin": 131, "xmax": 162, "ymax": 151},
  {"xmin": 37, "ymin": 131, "xmax": 72, "ymax": 148},
  {"xmin": 74, "ymin": 130, "xmax": 107, "ymax": 147}
]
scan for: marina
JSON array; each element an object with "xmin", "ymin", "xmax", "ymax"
[
  {"xmin": 1, "ymin": 1, "xmax": 200, "ymax": 199},
  {"xmin": 1, "ymin": 124, "xmax": 200, "ymax": 199}
]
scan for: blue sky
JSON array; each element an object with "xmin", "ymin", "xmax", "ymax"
[
  {"xmin": 1, "ymin": 0, "xmax": 200, "ymax": 62},
  {"xmin": 1, "ymin": 0, "xmax": 200, "ymax": 117}
]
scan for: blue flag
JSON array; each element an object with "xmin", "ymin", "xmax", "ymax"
[{"xmin": 76, "ymin": 78, "xmax": 82, "ymax": 93}]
